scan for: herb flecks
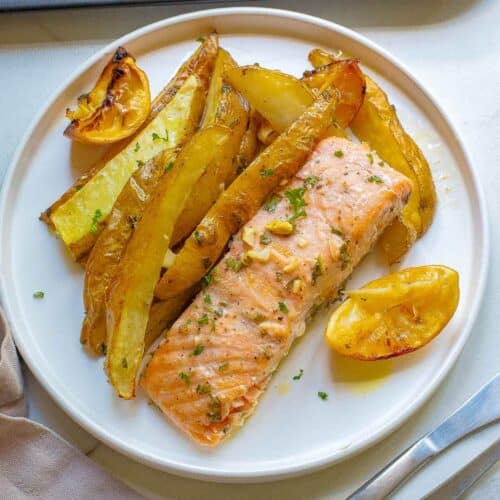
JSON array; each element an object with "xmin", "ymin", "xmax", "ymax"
[
  {"xmin": 284, "ymin": 187, "xmax": 307, "ymax": 224},
  {"xmin": 196, "ymin": 382, "xmax": 212, "ymax": 395},
  {"xmin": 304, "ymin": 175, "xmax": 321, "ymax": 188},
  {"xmin": 90, "ymin": 208, "xmax": 103, "ymax": 234},
  {"xmin": 218, "ymin": 362, "xmax": 229, "ymax": 371},
  {"xmin": 311, "ymin": 256, "xmax": 325, "ymax": 285},
  {"xmin": 260, "ymin": 167, "xmax": 274, "ymax": 178},
  {"xmin": 197, "ymin": 314, "xmax": 209, "ymax": 325},
  {"xmin": 191, "ymin": 345, "xmax": 205, "ymax": 356},
  {"xmin": 134, "ymin": 142, "xmax": 140, "ymax": 152},
  {"xmin": 164, "ymin": 161, "xmax": 174, "ymax": 174},
  {"xmin": 278, "ymin": 301, "xmax": 289, "ymax": 314},
  {"xmin": 193, "ymin": 230, "xmax": 203, "ymax": 245},
  {"xmin": 121, "ymin": 357, "xmax": 128, "ymax": 369},
  {"xmin": 203, "ymin": 294, "xmax": 212, "ymax": 305},
  {"xmin": 152, "ymin": 129, "xmax": 169, "ymax": 143},
  {"xmin": 179, "ymin": 372, "xmax": 191, "ymax": 385},
  {"xmin": 225, "ymin": 257, "xmax": 243, "ymax": 272},
  {"xmin": 196, "ymin": 36, "xmax": 205, "ymax": 43},
  {"xmin": 368, "ymin": 175, "xmax": 384, "ymax": 184},
  {"xmin": 260, "ymin": 232, "xmax": 272, "ymax": 245},
  {"xmin": 293, "ymin": 369, "xmax": 304, "ymax": 380},
  {"xmin": 136, "ymin": 160, "xmax": 144, "ymax": 167},
  {"xmin": 263, "ymin": 194, "xmax": 280, "ymax": 212},
  {"xmin": 367, "ymin": 152, "xmax": 374, "ymax": 164},
  {"xmin": 207, "ymin": 396, "xmax": 222, "ymax": 422},
  {"xmin": 331, "ymin": 226, "xmax": 344, "ymax": 237},
  {"xmin": 202, "ymin": 270, "xmax": 215, "ymax": 288},
  {"xmin": 33, "ymin": 291, "xmax": 45, "ymax": 299},
  {"xmin": 318, "ymin": 391, "xmax": 328, "ymax": 400},
  {"xmin": 334, "ymin": 150, "xmax": 344, "ymax": 158},
  {"xmin": 340, "ymin": 242, "xmax": 350, "ymax": 270}
]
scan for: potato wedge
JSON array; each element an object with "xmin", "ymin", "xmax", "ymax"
[
  {"xmin": 64, "ymin": 47, "xmax": 151, "ymax": 144},
  {"xmin": 325, "ymin": 266, "xmax": 459, "ymax": 360},
  {"xmin": 302, "ymin": 59, "xmax": 366, "ymax": 130},
  {"xmin": 154, "ymin": 86, "xmax": 340, "ymax": 300},
  {"xmin": 235, "ymin": 110, "xmax": 260, "ymax": 172},
  {"xmin": 42, "ymin": 34, "xmax": 218, "ymax": 260},
  {"xmin": 308, "ymin": 48, "xmax": 343, "ymax": 69},
  {"xmin": 351, "ymin": 75, "xmax": 437, "ymax": 262},
  {"xmin": 171, "ymin": 49, "xmax": 249, "ymax": 245},
  {"xmin": 224, "ymin": 66, "xmax": 314, "ymax": 133},
  {"xmin": 105, "ymin": 125, "xmax": 232, "ymax": 398},
  {"xmin": 81, "ymin": 148, "xmax": 180, "ymax": 355}
]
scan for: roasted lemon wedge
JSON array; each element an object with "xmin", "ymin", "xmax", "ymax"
[
  {"xmin": 64, "ymin": 47, "xmax": 151, "ymax": 144},
  {"xmin": 326, "ymin": 266, "xmax": 459, "ymax": 360}
]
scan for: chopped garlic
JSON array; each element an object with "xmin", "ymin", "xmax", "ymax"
[
  {"xmin": 297, "ymin": 237, "xmax": 309, "ymax": 248},
  {"xmin": 243, "ymin": 247, "xmax": 271, "ymax": 264},
  {"xmin": 266, "ymin": 220, "xmax": 294, "ymax": 235},
  {"xmin": 284, "ymin": 257, "xmax": 300, "ymax": 273},
  {"xmin": 292, "ymin": 279, "xmax": 304, "ymax": 294},
  {"xmin": 259, "ymin": 321, "xmax": 287, "ymax": 337},
  {"xmin": 242, "ymin": 226, "xmax": 257, "ymax": 247},
  {"xmin": 162, "ymin": 248, "xmax": 176, "ymax": 268}
]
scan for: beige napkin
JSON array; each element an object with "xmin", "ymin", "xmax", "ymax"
[{"xmin": 0, "ymin": 307, "xmax": 142, "ymax": 499}]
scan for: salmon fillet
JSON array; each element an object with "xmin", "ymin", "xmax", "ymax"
[{"xmin": 141, "ymin": 137, "xmax": 412, "ymax": 446}]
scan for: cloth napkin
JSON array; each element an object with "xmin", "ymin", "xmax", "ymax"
[{"xmin": 0, "ymin": 307, "xmax": 142, "ymax": 499}]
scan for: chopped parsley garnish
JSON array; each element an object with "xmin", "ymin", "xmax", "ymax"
[
  {"xmin": 254, "ymin": 62, "xmax": 260, "ymax": 66},
  {"xmin": 202, "ymin": 269, "xmax": 215, "ymax": 288},
  {"xmin": 304, "ymin": 175, "xmax": 321, "ymax": 188},
  {"xmin": 368, "ymin": 175, "xmax": 384, "ymax": 184},
  {"xmin": 334, "ymin": 150, "xmax": 344, "ymax": 158},
  {"xmin": 196, "ymin": 382, "xmax": 211, "ymax": 395},
  {"xmin": 197, "ymin": 314, "xmax": 209, "ymax": 325},
  {"xmin": 75, "ymin": 185, "xmax": 83, "ymax": 191},
  {"xmin": 191, "ymin": 345, "xmax": 205, "ymax": 356},
  {"xmin": 284, "ymin": 187, "xmax": 307, "ymax": 224},
  {"xmin": 340, "ymin": 242, "xmax": 350, "ymax": 270},
  {"xmin": 263, "ymin": 194, "xmax": 280, "ymax": 212},
  {"xmin": 260, "ymin": 232, "xmax": 272, "ymax": 245},
  {"xmin": 331, "ymin": 226, "xmax": 344, "ymax": 237},
  {"xmin": 89, "ymin": 208, "xmax": 103, "ymax": 234},
  {"xmin": 136, "ymin": 160, "xmax": 144, "ymax": 167},
  {"xmin": 293, "ymin": 369, "xmax": 304, "ymax": 380},
  {"xmin": 260, "ymin": 167, "xmax": 274, "ymax": 178},
  {"xmin": 318, "ymin": 391, "xmax": 328, "ymax": 400},
  {"xmin": 253, "ymin": 313, "xmax": 266, "ymax": 323},
  {"xmin": 207, "ymin": 396, "xmax": 222, "ymax": 422},
  {"xmin": 311, "ymin": 256, "xmax": 324, "ymax": 285},
  {"xmin": 218, "ymin": 362, "xmax": 229, "ymax": 371},
  {"xmin": 179, "ymin": 372, "xmax": 191, "ymax": 385},
  {"xmin": 134, "ymin": 142, "xmax": 140, "ymax": 152},
  {"xmin": 196, "ymin": 36, "xmax": 205, "ymax": 42},
  {"xmin": 225, "ymin": 257, "xmax": 243, "ymax": 272},
  {"xmin": 121, "ymin": 357, "xmax": 128, "ymax": 369},
  {"xmin": 367, "ymin": 152, "xmax": 374, "ymax": 164},
  {"xmin": 203, "ymin": 294, "xmax": 212, "ymax": 305},
  {"xmin": 378, "ymin": 161, "xmax": 385, "ymax": 166},
  {"xmin": 152, "ymin": 129, "xmax": 169, "ymax": 143},
  {"xmin": 278, "ymin": 301, "xmax": 289, "ymax": 314},
  {"xmin": 164, "ymin": 161, "xmax": 174, "ymax": 173},
  {"xmin": 193, "ymin": 230, "xmax": 203, "ymax": 245},
  {"xmin": 33, "ymin": 291, "xmax": 45, "ymax": 299}
]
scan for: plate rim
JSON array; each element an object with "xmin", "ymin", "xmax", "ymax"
[{"xmin": 0, "ymin": 6, "xmax": 490, "ymax": 482}]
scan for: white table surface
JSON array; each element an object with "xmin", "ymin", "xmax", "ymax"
[{"xmin": 2, "ymin": 1, "xmax": 500, "ymax": 498}]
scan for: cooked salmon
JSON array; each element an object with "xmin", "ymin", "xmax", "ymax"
[{"xmin": 141, "ymin": 137, "xmax": 412, "ymax": 446}]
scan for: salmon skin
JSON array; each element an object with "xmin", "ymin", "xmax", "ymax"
[{"xmin": 142, "ymin": 137, "xmax": 412, "ymax": 446}]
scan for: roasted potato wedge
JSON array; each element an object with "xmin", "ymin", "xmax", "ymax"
[
  {"xmin": 42, "ymin": 34, "xmax": 218, "ymax": 260},
  {"xmin": 224, "ymin": 66, "xmax": 314, "ymax": 133},
  {"xmin": 326, "ymin": 266, "xmax": 459, "ymax": 360},
  {"xmin": 105, "ymin": 125, "xmax": 232, "ymax": 398},
  {"xmin": 235, "ymin": 110, "xmax": 260, "ymax": 173},
  {"xmin": 302, "ymin": 59, "xmax": 366, "ymax": 130},
  {"xmin": 154, "ymin": 86, "xmax": 340, "ymax": 300},
  {"xmin": 64, "ymin": 47, "xmax": 151, "ymax": 145},
  {"xmin": 351, "ymin": 75, "xmax": 436, "ymax": 262},
  {"xmin": 81, "ymin": 148, "xmax": 180, "ymax": 355},
  {"xmin": 308, "ymin": 48, "xmax": 343, "ymax": 68},
  {"xmin": 171, "ymin": 49, "xmax": 249, "ymax": 245}
]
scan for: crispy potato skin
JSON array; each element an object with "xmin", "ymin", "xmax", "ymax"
[
  {"xmin": 302, "ymin": 59, "xmax": 366, "ymax": 130},
  {"xmin": 105, "ymin": 126, "xmax": 232, "ymax": 398},
  {"xmin": 171, "ymin": 49, "xmax": 249, "ymax": 245},
  {"xmin": 64, "ymin": 47, "xmax": 151, "ymax": 145},
  {"xmin": 351, "ymin": 75, "xmax": 437, "ymax": 262},
  {"xmin": 41, "ymin": 34, "xmax": 218, "ymax": 260},
  {"xmin": 81, "ymin": 148, "xmax": 179, "ymax": 355},
  {"xmin": 154, "ymin": 87, "xmax": 340, "ymax": 300},
  {"xmin": 326, "ymin": 266, "xmax": 459, "ymax": 360}
]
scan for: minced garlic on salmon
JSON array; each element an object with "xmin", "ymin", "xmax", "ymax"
[{"xmin": 141, "ymin": 137, "xmax": 412, "ymax": 446}]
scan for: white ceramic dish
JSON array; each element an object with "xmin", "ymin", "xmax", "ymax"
[{"xmin": 0, "ymin": 7, "xmax": 488, "ymax": 482}]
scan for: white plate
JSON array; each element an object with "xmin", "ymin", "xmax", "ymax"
[{"xmin": 0, "ymin": 7, "xmax": 488, "ymax": 482}]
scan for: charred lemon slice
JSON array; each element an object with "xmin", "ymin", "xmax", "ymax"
[
  {"xmin": 64, "ymin": 47, "xmax": 151, "ymax": 144},
  {"xmin": 326, "ymin": 265, "xmax": 459, "ymax": 360}
]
